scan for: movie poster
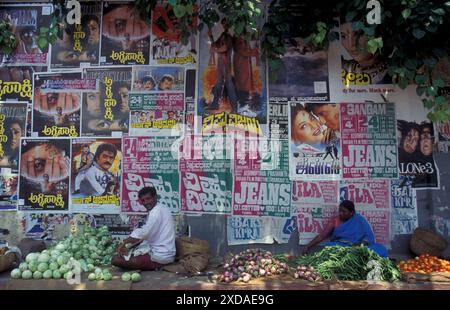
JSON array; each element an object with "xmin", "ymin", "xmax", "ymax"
[
  {"xmin": 179, "ymin": 134, "xmax": 232, "ymax": 214},
  {"xmin": 268, "ymin": 99, "xmax": 288, "ymax": 139},
  {"xmin": 150, "ymin": 2, "xmax": 197, "ymax": 66},
  {"xmin": 50, "ymin": 2, "xmax": 102, "ymax": 69},
  {"xmin": 82, "ymin": 66, "xmax": 132, "ymax": 136},
  {"xmin": 291, "ymin": 181, "xmax": 339, "ymax": 245},
  {"xmin": 433, "ymin": 58, "xmax": 450, "ymax": 152},
  {"xmin": 232, "ymin": 138, "xmax": 291, "ymax": 218},
  {"xmin": 0, "ymin": 66, "xmax": 36, "ymax": 103},
  {"xmin": 339, "ymin": 180, "xmax": 391, "ymax": 246},
  {"xmin": 397, "ymin": 119, "xmax": 439, "ymax": 189},
  {"xmin": 197, "ymin": 17, "xmax": 267, "ymax": 135},
  {"xmin": 92, "ymin": 214, "xmax": 147, "ymax": 241},
  {"xmin": 227, "ymin": 216, "xmax": 292, "ymax": 245},
  {"xmin": 32, "ymin": 72, "xmax": 97, "ymax": 137},
  {"xmin": 18, "ymin": 138, "xmax": 70, "ymax": 211},
  {"xmin": 296, "ymin": 205, "xmax": 338, "ymax": 245},
  {"xmin": 71, "ymin": 138, "xmax": 122, "ymax": 214},
  {"xmin": 122, "ymin": 136, "xmax": 180, "ymax": 214},
  {"xmin": 291, "ymin": 181, "xmax": 340, "ymax": 209},
  {"xmin": 390, "ymin": 177, "xmax": 418, "ymax": 236},
  {"xmin": 21, "ymin": 213, "xmax": 70, "ymax": 240},
  {"xmin": 288, "ymin": 101, "xmax": 341, "ymax": 180},
  {"xmin": 341, "ymin": 102, "xmax": 398, "ymax": 179},
  {"xmin": 0, "ymin": 174, "xmax": 17, "ymax": 211},
  {"xmin": 0, "ymin": 102, "xmax": 27, "ymax": 172},
  {"xmin": 129, "ymin": 66, "xmax": 185, "ymax": 136},
  {"xmin": 185, "ymin": 68, "xmax": 196, "ymax": 132},
  {"xmin": 100, "ymin": 2, "xmax": 150, "ymax": 66},
  {"xmin": 328, "ymin": 20, "xmax": 397, "ymax": 102},
  {"xmin": 0, "ymin": 4, "xmax": 51, "ymax": 66}
]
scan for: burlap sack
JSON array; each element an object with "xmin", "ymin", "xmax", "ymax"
[{"xmin": 179, "ymin": 253, "xmax": 209, "ymax": 274}]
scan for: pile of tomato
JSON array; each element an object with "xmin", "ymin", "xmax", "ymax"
[{"xmin": 398, "ymin": 254, "xmax": 450, "ymax": 274}]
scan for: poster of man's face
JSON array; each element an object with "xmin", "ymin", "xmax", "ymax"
[{"xmin": 71, "ymin": 138, "xmax": 122, "ymax": 199}]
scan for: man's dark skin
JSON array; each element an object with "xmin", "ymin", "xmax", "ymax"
[{"xmin": 112, "ymin": 191, "xmax": 157, "ymax": 263}]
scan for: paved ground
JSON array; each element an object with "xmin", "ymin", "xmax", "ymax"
[{"xmin": 1, "ymin": 268, "xmax": 450, "ymax": 290}]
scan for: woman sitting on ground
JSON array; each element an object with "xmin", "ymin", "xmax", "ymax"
[{"xmin": 303, "ymin": 200, "xmax": 388, "ymax": 257}]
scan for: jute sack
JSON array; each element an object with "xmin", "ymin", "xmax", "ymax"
[
  {"xmin": 175, "ymin": 237, "xmax": 209, "ymax": 258},
  {"xmin": 410, "ymin": 228, "xmax": 448, "ymax": 257},
  {"xmin": 179, "ymin": 253, "xmax": 209, "ymax": 274}
]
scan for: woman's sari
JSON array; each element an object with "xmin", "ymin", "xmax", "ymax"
[{"xmin": 324, "ymin": 213, "xmax": 388, "ymax": 257}]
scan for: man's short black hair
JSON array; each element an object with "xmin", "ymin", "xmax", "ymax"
[
  {"xmin": 138, "ymin": 186, "xmax": 157, "ymax": 198},
  {"xmin": 160, "ymin": 74, "xmax": 174, "ymax": 83},
  {"xmin": 339, "ymin": 200, "xmax": 355, "ymax": 213},
  {"xmin": 142, "ymin": 75, "xmax": 155, "ymax": 84},
  {"xmin": 94, "ymin": 143, "xmax": 117, "ymax": 162}
]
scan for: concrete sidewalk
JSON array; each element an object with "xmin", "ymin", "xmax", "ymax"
[{"xmin": 2, "ymin": 269, "xmax": 450, "ymax": 290}]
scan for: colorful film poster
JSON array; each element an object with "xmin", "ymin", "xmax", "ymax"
[
  {"xmin": 0, "ymin": 66, "xmax": 36, "ymax": 103},
  {"xmin": 0, "ymin": 4, "xmax": 51, "ymax": 66},
  {"xmin": 32, "ymin": 71, "xmax": 97, "ymax": 137},
  {"xmin": 339, "ymin": 180, "xmax": 391, "ymax": 246},
  {"xmin": 71, "ymin": 138, "xmax": 122, "ymax": 214},
  {"xmin": 122, "ymin": 136, "xmax": 180, "ymax": 214},
  {"xmin": 232, "ymin": 137, "xmax": 291, "ymax": 218},
  {"xmin": 341, "ymin": 103, "xmax": 398, "ymax": 179},
  {"xmin": 100, "ymin": 1, "xmax": 150, "ymax": 66},
  {"xmin": 150, "ymin": 2, "xmax": 198, "ymax": 66},
  {"xmin": 50, "ymin": 2, "xmax": 102, "ymax": 69},
  {"xmin": 0, "ymin": 102, "xmax": 27, "ymax": 173},
  {"xmin": 82, "ymin": 66, "xmax": 132, "ymax": 136},
  {"xmin": 390, "ymin": 177, "xmax": 418, "ymax": 236},
  {"xmin": 18, "ymin": 138, "xmax": 70, "ymax": 211},
  {"xmin": 179, "ymin": 134, "xmax": 232, "ymax": 214},
  {"xmin": 197, "ymin": 16, "xmax": 267, "ymax": 135},
  {"xmin": 289, "ymin": 101, "xmax": 341, "ymax": 180},
  {"xmin": 291, "ymin": 181, "xmax": 339, "ymax": 245},
  {"xmin": 0, "ymin": 174, "xmax": 18, "ymax": 211}
]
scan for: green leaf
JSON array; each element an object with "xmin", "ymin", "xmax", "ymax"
[
  {"xmin": 2, "ymin": 46, "xmax": 12, "ymax": 55},
  {"xmin": 422, "ymin": 99, "xmax": 435, "ymax": 109},
  {"xmin": 398, "ymin": 78, "xmax": 408, "ymax": 89},
  {"xmin": 186, "ymin": 4, "xmax": 193, "ymax": 15},
  {"xmin": 415, "ymin": 75, "xmax": 426, "ymax": 84},
  {"xmin": 412, "ymin": 28, "xmax": 425, "ymax": 39},
  {"xmin": 432, "ymin": 79, "xmax": 445, "ymax": 88},
  {"xmin": 432, "ymin": 8, "xmax": 445, "ymax": 15},
  {"xmin": 435, "ymin": 96, "xmax": 448, "ymax": 106},
  {"xmin": 352, "ymin": 21, "xmax": 364, "ymax": 31},
  {"xmin": 173, "ymin": 5, "xmax": 186, "ymax": 18},
  {"xmin": 402, "ymin": 8, "xmax": 411, "ymax": 19},
  {"xmin": 345, "ymin": 11, "xmax": 357, "ymax": 22},
  {"xmin": 48, "ymin": 34, "xmax": 57, "ymax": 45},
  {"xmin": 37, "ymin": 36, "xmax": 48, "ymax": 50},
  {"xmin": 424, "ymin": 57, "xmax": 438, "ymax": 69},
  {"xmin": 427, "ymin": 86, "xmax": 437, "ymax": 96},
  {"xmin": 416, "ymin": 86, "xmax": 426, "ymax": 96},
  {"xmin": 168, "ymin": 0, "xmax": 177, "ymax": 6},
  {"xmin": 234, "ymin": 22, "xmax": 245, "ymax": 36},
  {"xmin": 40, "ymin": 27, "xmax": 49, "ymax": 34},
  {"xmin": 267, "ymin": 35, "xmax": 278, "ymax": 45}
]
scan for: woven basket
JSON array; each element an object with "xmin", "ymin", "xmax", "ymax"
[
  {"xmin": 175, "ymin": 237, "xmax": 209, "ymax": 258},
  {"xmin": 410, "ymin": 228, "xmax": 448, "ymax": 257},
  {"xmin": 0, "ymin": 252, "xmax": 16, "ymax": 273}
]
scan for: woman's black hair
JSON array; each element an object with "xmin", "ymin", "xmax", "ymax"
[{"xmin": 339, "ymin": 200, "xmax": 355, "ymax": 213}]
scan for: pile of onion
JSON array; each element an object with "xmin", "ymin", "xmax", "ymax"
[
  {"xmin": 293, "ymin": 265, "xmax": 322, "ymax": 282},
  {"xmin": 217, "ymin": 248, "xmax": 288, "ymax": 283}
]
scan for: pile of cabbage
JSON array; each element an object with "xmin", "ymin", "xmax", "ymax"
[{"xmin": 10, "ymin": 225, "xmax": 118, "ymax": 280}]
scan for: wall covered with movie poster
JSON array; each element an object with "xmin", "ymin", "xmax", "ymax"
[{"xmin": 0, "ymin": 1, "xmax": 449, "ymax": 257}]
